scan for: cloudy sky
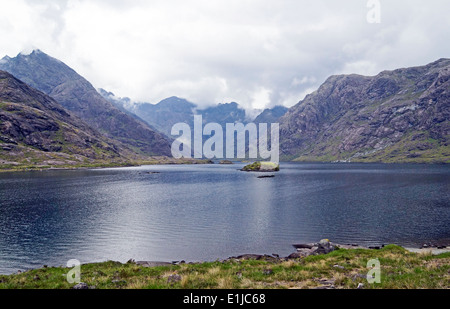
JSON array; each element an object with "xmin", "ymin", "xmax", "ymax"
[{"xmin": 0, "ymin": 0, "xmax": 449, "ymax": 112}]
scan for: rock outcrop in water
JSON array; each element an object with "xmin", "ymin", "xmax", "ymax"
[{"xmin": 241, "ymin": 161, "xmax": 280, "ymax": 172}]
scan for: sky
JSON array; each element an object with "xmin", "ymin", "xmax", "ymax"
[{"xmin": 0, "ymin": 0, "xmax": 449, "ymax": 112}]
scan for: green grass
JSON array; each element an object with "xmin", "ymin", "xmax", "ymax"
[
  {"xmin": 241, "ymin": 161, "xmax": 262, "ymax": 171},
  {"xmin": 0, "ymin": 245, "xmax": 448, "ymax": 289},
  {"xmin": 0, "ymin": 152, "xmax": 214, "ymax": 172}
]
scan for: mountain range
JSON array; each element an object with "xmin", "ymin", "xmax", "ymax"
[
  {"xmin": 0, "ymin": 49, "xmax": 448, "ymax": 166},
  {"xmin": 99, "ymin": 90, "xmax": 287, "ymax": 137}
]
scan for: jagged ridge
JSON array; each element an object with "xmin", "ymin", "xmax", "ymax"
[{"xmin": 279, "ymin": 59, "xmax": 450, "ymax": 163}]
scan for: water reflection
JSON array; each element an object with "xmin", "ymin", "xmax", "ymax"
[{"xmin": 0, "ymin": 163, "xmax": 449, "ymax": 274}]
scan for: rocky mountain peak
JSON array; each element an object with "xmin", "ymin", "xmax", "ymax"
[
  {"xmin": 0, "ymin": 50, "xmax": 172, "ymax": 156},
  {"xmin": 279, "ymin": 59, "xmax": 450, "ymax": 163}
]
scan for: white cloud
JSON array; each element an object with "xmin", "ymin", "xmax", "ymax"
[
  {"xmin": 250, "ymin": 87, "xmax": 272, "ymax": 110},
  {"xmin": 0, "ymin": 0, "xmax": 449, "ymax": 111}
]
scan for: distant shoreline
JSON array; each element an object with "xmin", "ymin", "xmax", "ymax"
[
  {"xmin": 0, "ymin": 157, "xmax": 215, "ymax": 173},
  {"xmin": 1, "ymin": 159, "xmax": 449, "ymax": 173}
]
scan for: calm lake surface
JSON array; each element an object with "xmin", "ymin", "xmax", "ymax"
[{"xmin": 0, "ymin": 162, "xmax": 449, "ymax": 274}]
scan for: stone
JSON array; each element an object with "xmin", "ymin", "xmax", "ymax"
[
  {"xmin": 234, "ymin": 254, "xmax": 263, "ymax": 260},
  {"xmin": 287, "ymin": 252, "xmax": 305, "ymax": 259},
  {"xmin": 290, "ymin": 240, "xmax": 338, "ymax": 258},
  {"xmin": 259, "ymin": 255, "xmax": 279, "ymax": 262},
  {"xmin": 72, "ymin": 282, "xmax": 89, "ymax": 290},
  {"xmin": 369, "ymin": 246, "xmax": 381, "ymax": 250},
  {"xmin": 352, "ymin": 274, "xmax": 367, "ymax": 281},
  {"xmin": 292, "ymin": 243, "xmax": 315, "ymax": 249},
  {"xmin": 357, "ymin": 283, "xmax": 364, "ymax": 289},
  {"xmin": 314, "ymin": 239, "xmax": 335, "ymax": 254},
  {"xmin": 111, "ymin": 279, "xmax": 127, "ymax": 286},
  {"xmin": 314, "ymin": 285, "xmax": 335, "ymax": 289},
  {"xmin": 313, "ymin": 278, "xmax": 336, "ymax": 289},
  {"xmin": 167, "ymin": 274, "xmax": 182, "ymax": 284},
  {"xmin": 136, "ymin": 261, "xmax": 172, "ymax": 267}
]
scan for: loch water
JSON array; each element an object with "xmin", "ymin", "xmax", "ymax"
[{"xmin": 0, "ymin": 162, "xmax": 449, "ymax": 274}]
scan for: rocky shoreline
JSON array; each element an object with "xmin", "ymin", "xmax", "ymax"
[
  {"xmin": 2, "ymin": 238, "xmax": 448, "ymax": 289},
  {"xmin": 131, "ymin": 239, "xmax": 450, "ymax": 268},
  {"xmin": 66, "ymin": 239, "xmax": 450, "ymax": 289},
  {"xmin": 5, "ymin": 239, "xmax": 449, "ymax": 278}
]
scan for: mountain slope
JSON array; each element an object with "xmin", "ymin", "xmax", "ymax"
[
  {"xmin": 200, "ymin": 102, "xmax": 247, "ymax": 126},
  {"xmin": 0, "ymin": 50, "xmax": 171, "ymax": 156},
  {"xmin": 254, "ymin": 106, "xmax": 288, "ymax": 124},
  {"xmin": 279, "ymin": 59, "xmax": 450, "ymax": 163},
  {"xmin": 99, "ymin": 93, "xmax": 252, "ymax": 137},
  {"xmin": 0, "ymin": 70, "xmax": 135, "ymax": 168},
  {"xmin": 128, "ymin": 96, "xmax": 197, "ymax": 136}
]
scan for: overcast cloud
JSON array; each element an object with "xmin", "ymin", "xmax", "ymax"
[{"xmin": 0, "ymin": 0, "xmax": 449, "ymax": 111}]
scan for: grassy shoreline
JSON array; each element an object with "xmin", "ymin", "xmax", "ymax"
[
  {"xmin": 0, "ymin": 157, "xmax": 214, "ymax": 173},
  {"xmin": 1, "ymin": 245, "xmax": 448, "ymax": 289}
]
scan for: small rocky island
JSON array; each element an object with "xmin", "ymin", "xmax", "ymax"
[{"xmin": 241, "ymin": 161, "xmax": 280, "ymax": 172}]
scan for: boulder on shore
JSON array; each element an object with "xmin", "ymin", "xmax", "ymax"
[{"xmin": 290, "ymin": 239, "xmax": 336, "ymax": 258}]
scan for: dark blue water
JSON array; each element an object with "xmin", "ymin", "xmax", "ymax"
[{"xmin": 0, "ymin": 163, "xmax": 449, "ymax": 274}]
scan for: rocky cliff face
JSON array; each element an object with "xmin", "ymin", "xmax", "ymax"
[
  {"xmin": 279, "ymin": 59, "xmax": 450, "ymax": 163},
  {"xmin": 0, "ymin": 50, "xmax": 171, "ymax": 156},
  {"xmin": 0, "ymin": 70, "xmax": 135, "ymax": 167}
]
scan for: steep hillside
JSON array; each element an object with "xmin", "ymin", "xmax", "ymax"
[
  {"xmin": 279, "ymin": 59, "xmax": 450, "ymax": 163},
  {"xmin": 128, "ymin": 96, "xmax": 197, "ymax": 136},
  {"xmin": 254, "ymin": 106, "xmax": 289, "ymax": 124},
  {"xmin": 0, "ymin": 50, "xmax": 171, "ymax": 156},
  {"xmin": 0, "ymin": 70, "xmax": 135, "ymax": 168}
]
